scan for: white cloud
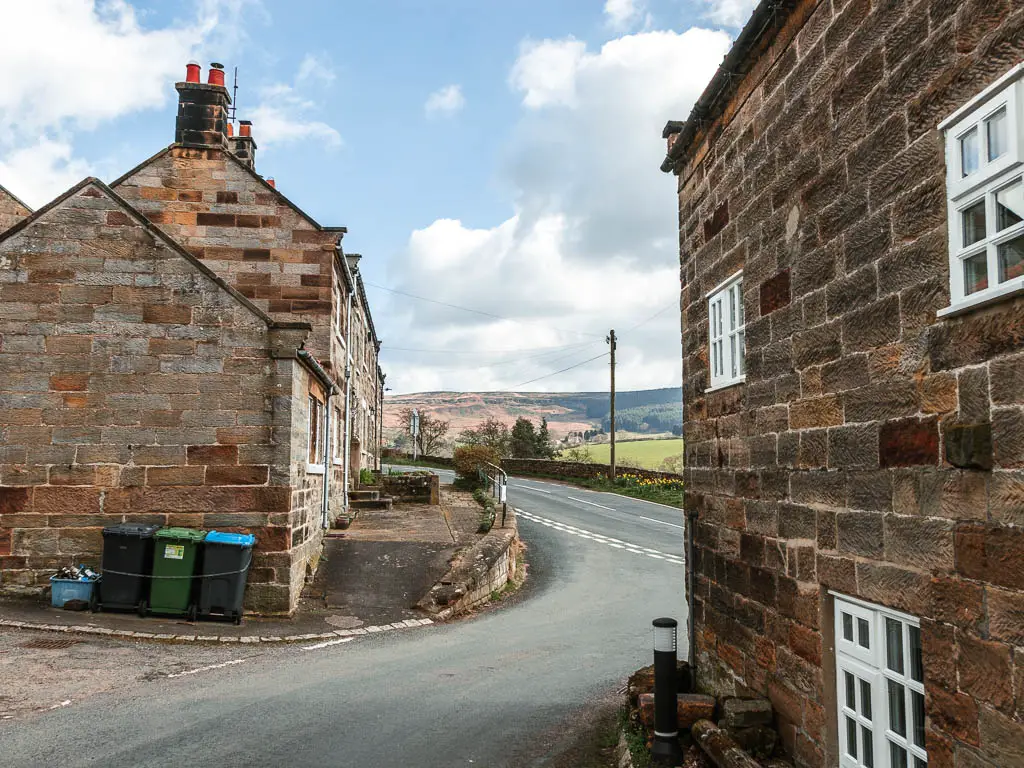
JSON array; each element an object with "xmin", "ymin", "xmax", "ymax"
[
  {"xmin": 0, "ymin": 0, "xmax": 254, "ymax": 206},
  {"xmin": 382, "ymin": 27, "xmax": 729, "ymax": 394},
  {"xmin": 296, "ymin": 53, "xmax": 336, "ymax": 85},
  {"xmin": 699, "ymin": 0, "xmax": 758, "ymax": 28},
  {"xmin": 247, "ymin": 60, "xmax": 342, "ymax": 148},
  {"xmin": 604, "ymin": 0, "xmax": 644, "ymax": 30},
  {"xmin": 424, "ymin": 85, "xmax": 466, "ymax": 118}
]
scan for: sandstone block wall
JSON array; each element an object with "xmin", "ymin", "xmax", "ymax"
[
  {"xmin": 113, "ymin": 148, "xmax": 341, "ymax": 367},
  {"xmin": 502, "ymin": 458, "xmax": 683, "ymax": 482},
  {"xmin": 668, "ymin": 1, "xmax": 1024, "ymax": 765},
  {"xmin": 0, "ymin": 185, "xmax": 30, "ymax": 233},
  {"xmin": 0, "ymin": 181, "xmax": 307, "ymax": 614}
]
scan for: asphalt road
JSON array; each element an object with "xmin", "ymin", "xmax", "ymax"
[{"xmin": 2, "ymin": 469, "xmax": 687, "ymax": 768}]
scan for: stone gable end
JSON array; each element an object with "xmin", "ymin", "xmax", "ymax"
[
  {"xmin": 112, "ymin": 148, "xmax": 339, "ymax": 362},
  {"xmin": 0, "ymin": 185, "xmax": 31, "ymax": 233},
  {"xmin": 0, "ymin": 181, "xmax": 301, "ymax": 611}
]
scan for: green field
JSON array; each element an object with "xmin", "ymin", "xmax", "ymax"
[{"xmin": 559, "ymin": 438, "xmax": 683, "ymax": 470}]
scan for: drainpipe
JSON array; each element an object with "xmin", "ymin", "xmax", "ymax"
[
  {"xmin": 297, "ymin": 348, "xmax": 337, "ymax": 530},
  {"xmin": 341, "ymin": 271, "xmax": 356, "ymax": 511},
  {"xmin": 680, "ymin": 307, "xmax": 694, "ymax": 670}
]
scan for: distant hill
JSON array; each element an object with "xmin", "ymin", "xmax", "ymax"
[{"xmin": 383, "ymin": 387, "xmax": 682, "ymax": 442}]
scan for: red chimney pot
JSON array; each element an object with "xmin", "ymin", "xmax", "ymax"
[
  {"xmin": 239, "ymin": 120, "xmax": 252, "ymax": 138},
  {"xmin": 185, "ymin": 61, "xmax": 201, "ymax": 84},
  {"xmin": 208, "ymin": 62, "xmax": 226, "ymax": 87},
  {"xmin": 267, "ymin": 178, "xmax": 276, "ymax": 188},
  {"xmin": 226, "ymin": 122, "xmax": 234, "ymax": 137}
]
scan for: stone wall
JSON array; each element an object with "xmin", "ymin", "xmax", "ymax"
[
  {"xmin": 0, "ymin": 181, "xmax": 308, "ymax": 613},
  {"xmin": 113, "ymin": 147, "xmax": 341, "ymax": 368},
  {"xmin": 502, "ymin": 458, "xmax": 683, "ymax": 482},
  {"xmin": 666, "ymin": 1, "xmax": 1024, "ymax": 766},
  {"xmin": 380, "ymin": 473, "xmax": 440, "ymax": 504},
  {"xmin": 0, "ymin": 185, "xmax": 30, "ymax": 232}
]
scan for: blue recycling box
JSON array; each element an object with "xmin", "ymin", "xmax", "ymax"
[
  {"xmin": 198, "ymin": 531, "xmax": 256, "ymax": 625},
  {"xmin": 50, "ymin": 577, "xmax": 97, "ymax": 608}
]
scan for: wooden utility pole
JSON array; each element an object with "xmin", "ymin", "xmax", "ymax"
[{"xmin": 608, "ymin": 329, "xmax": 616, "ymax": 480}]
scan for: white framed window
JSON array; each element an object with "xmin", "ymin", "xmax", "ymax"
[
  {"xmin": 307, "ymin": 395, "xmax": 325, "ymax": 473},
  {"xmin": 939, "ymin": 63, "xmax": 1024, "ymax": 316},
  {"xmin": 332, "ymin": 406, "xmax": 344, "ymax": 465},
  {"xmin": 707, "ymin": 271, "xmax": 745, "ymax": 391},
  {"xmin": 833, "ymin": 593, "xmax": 926, "ymax": 768}
]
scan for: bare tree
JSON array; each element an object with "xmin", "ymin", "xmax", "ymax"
[
  {"xmin": 457, "ymin": 418, "xmax": 511, "ymax": 457},
  {"xmin": 399, "ymin": 407, "xmax": 450, "ymax": 456}
]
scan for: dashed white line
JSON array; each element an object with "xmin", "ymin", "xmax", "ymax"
[
  {"xmin": 514, "ymin": 508, "xmax": 684, "ymax": 566},
  {"xmin": 167, "ymin": 659, "xmax": 246, "ymax": 678},
  {"xmin": 514, "ymin": 484, "xmax": 552, "ymax": 494},
  {"xmin": 635, "ymin": 514, "xmax": 685, "ymax": 530},
  {"xmin": 566, "ymin": 496, "xmax": 616, "ymax": 511}
]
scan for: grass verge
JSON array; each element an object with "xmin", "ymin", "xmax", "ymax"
[
  {"xmin": 619, "ymin": 706, "xmax": 651, "ymax": 767},
  {"xmin": 510, "ymin": 471, "xmax": 683, "ymax": 508}
]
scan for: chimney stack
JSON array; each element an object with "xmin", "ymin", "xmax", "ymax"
[
  {"xmin": 230, "ymin": 119, "xmax": 257, "ymax": 170},
  {"xmin": 174, "ymin": 61, "xmax": 231, "ymax": 149},
  {"xmin": 266, "ymin": 178, "xmax": 276, "ymax": 189}
]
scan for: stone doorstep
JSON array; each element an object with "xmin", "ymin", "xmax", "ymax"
[{"xmin": 0, "ymin": 616, "xmax": 435, "ymax": 645}]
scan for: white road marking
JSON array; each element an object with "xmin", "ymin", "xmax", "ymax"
[
  {"xmin": 167, "ymin": 659, "xmax": 246, "ymax": 678},
  {"xmin": 566, "ymin": 496, "xmax": 616, "ymax": 511},
  {"xmin": 635, "ymin": 514, "xmax": 685, "ymax": 530},
  {"xmin": 513, "ymin": 484, "xmax": 552, "ymax": 494},
  {"xmin": 514, "ymin": 508, "xmax": 684, "ymax": 566},
  {"xmin": 303, "ymin": 637, "xmax": 355, "ymax": 651},
  {"xmin": 590, "ymin": 491, "xmax": 684, "ymax": 512}
]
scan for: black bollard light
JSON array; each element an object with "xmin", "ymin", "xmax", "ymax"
[{"xmin": 651, "ymin": 617, "xmax": 684, "ymax": 765}]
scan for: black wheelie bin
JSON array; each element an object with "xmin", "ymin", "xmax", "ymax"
[
  {"xmin": 198, "ymin": 531, "xmax": 255, "ymax": 625},
  {"xmin": 97, "ymin": 523, "xmax": 161, "ymax": 615}
]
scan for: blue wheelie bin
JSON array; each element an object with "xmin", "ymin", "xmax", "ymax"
[{"xmin": 198, "ymin": 531, "xmax": 256, "ymax": 624}]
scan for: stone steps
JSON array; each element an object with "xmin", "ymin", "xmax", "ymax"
[
  {"xmin": 350, "ymin": 498, "xmax": 392, "ymax": 511},
  {"xmin": 350, "ymin": 489, "xmax": 380, "ymax": 501}
]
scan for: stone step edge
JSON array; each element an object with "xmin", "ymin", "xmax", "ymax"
[{"xmin": 0, "ymin": 617, "xmax": 435, "ymax": 644}]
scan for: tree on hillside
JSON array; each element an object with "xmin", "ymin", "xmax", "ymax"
[
  {"xmin": 458, "ymin": 418, "xmax": 511, "ymax": 457},
  {"xmin": 510, "ymin": 418, "xmax": 538, "ymax": 458},
  {"xmin": 536, "ymin": 418, "xmax": 555, "ymax": 458},
  {"xmin": 399, "ymin": 407, "xmax": 451, "ymax": 456}
]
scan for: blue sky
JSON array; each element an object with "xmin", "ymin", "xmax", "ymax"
[{"xmin": 1, "ymin": 0, "xmax": 755, "ymax": 393}]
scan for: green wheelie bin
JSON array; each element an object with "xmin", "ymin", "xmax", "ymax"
[{"xmin": 148, "ymin": 527, "xmax": 206, "ymax": 619}]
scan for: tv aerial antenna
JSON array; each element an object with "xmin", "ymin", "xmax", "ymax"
[{"xmin": 230, "ymin": 67, "xmax": 239, "ymax": 123}]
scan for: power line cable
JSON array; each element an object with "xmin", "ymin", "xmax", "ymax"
[
  {"xmin": 364, "ymin": 281, "xmax": 604, "ymax": 338},
  {"xmin": 379, "ymin": 341, "xmax": 595, "ymax": 356},
  {"xmin": 411, "ymin": 340, "xmax": 604, "ymax": 375},
  {"xmin": 625, "ymin": 299, "xmax": 678, "ymax": 332},
  {"xmin": 506, "ymin": 351, "xmax": 609, "ymax": 389}
]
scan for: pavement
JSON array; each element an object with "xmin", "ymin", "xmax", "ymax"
[
  {"xmin": 0, "ymin": 488, "xmax": 483, "ymax": 644},
  {"xmin": 2, "ymin": 468, "xmax": 686, "ymax": 768}
]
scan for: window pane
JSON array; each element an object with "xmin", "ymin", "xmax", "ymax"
[
  {"xmin": 913, "ymin": 758, "xmax": 926, "ymax": 768},
  {"xmin": 863, "ymin": 727, "xmax": 875, "ymax": 768},
  {"xmin": 858, "ymin": 617, "xmax": 870, "ymax": 648},
  {"xmin": 888, "ymin": 680, "xmax": 907, "ymax": 737},
  {"xmin": 729, "ymin": 286, "xmax": 736, "ymax": 330},
  {"xmin": 845, "ymin": 671, "xmax": 856, "ymax": 710},
  {"xmin": 962, "ymin": 200, "xmax": 986, "ymax": 246},
  {"xmin": 730, "ymin": 335, "xmax": 737, "ymax": 378},
  {"xmin": 847, "ymin": 716, "xmax": 858, "ymax": 759},
  {"xmin": 909, "ymin": 626, "xmax": 923, "ymax": 683},
  {"xmin": 843, "ymin": 612, "xmax": 854, "ymax": 641},
  {"xmin": 890, "ymin": 743, "xmax": 909, "ymax": 768},
  {"xmin": 886, "ymin": 618, "xmax": 905, "ymax": 674},
  {"xmin": 996, "ymin": 180, "xmax": 1024, "ymax": 231},
  {"xmin": 737, "ymin": 282, "xmax": 745, "ymax": 326},
  {"xmin": 987, "ymin": 107, "xmax": 1007, "ymax": 161},
  {"xmin": 911, "ymin": 690, "xmax": 925, "ymax": 748},
  {"xmin": 963, "ymin": 251, "xmax": 989, "ymax": 294},
  {"xmin": 737, "ymin": 330, "xmax": 745, "ymax": 375},
  {"xmin": 961, "ymin": 127, "xmax": 979, "ymax": 176},
  {"xmin": 998, "ymin": 234, "xmax": 1024, "ymax": 283},
  {"xmin": 861, "ymin": 679, "xmax": 873, "ymax": 719}
]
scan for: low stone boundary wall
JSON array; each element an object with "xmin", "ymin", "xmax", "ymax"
[
  {"xmin": 501, "ymin": 458, "xmax": 682, "ymax": 483},
  {"xmin": 381, "ymin": 450, "xmax": 453, "ymax": 468},
  {"xmin": 417, "ymin": 510, "xmax": 519, "ymax": 620},
  {"xmin": 380, "ymin": 473, "xmax": 440, "ymax": 504}
]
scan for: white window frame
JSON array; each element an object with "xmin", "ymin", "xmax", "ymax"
[
  {"xmin": 939, "ymin": 63, "xmax": 1024, "ymax": 317},
  {"xmin": 332, "ymin": 405, "xmax": 344, "ymax": 465},
  {"xmin": 832, "ymin": 593, "xmax": 927, "ymax": 768},
  {"xmin": 706, "ymin": 271, "xmax": 745, "ymax": 392},
  {"xmin": 307, "ymin": 395, "xmax": 325, "ymax": 474}
]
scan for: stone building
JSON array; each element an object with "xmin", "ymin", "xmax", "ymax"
[
  {"xmin": 0, "ymin": 183, "xmax": 31, "ymax": 232},
  {"xmin": 661, "ymin": 2, "xmax": 1023, "ymax": 767},
  {"xmin": 0, "ymin": 62, "xmax": 383, "ymax": 614}
]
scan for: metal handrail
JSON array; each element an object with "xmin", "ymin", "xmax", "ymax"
[{"xmin": 479, "ymin": 461, "xmax": 509, "ymax": 526}]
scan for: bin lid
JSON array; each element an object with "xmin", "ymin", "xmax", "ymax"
[
  {"xmin": 102, "ymin": 523, "xmax": 161, "ymax": 537},
  {"xmin": 155, "ymin": 527, "xmax": 207, "ymax": 542},
  {"xmin": 205, "ymin": 531, "xmax": 256, "ymax": 547}
]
